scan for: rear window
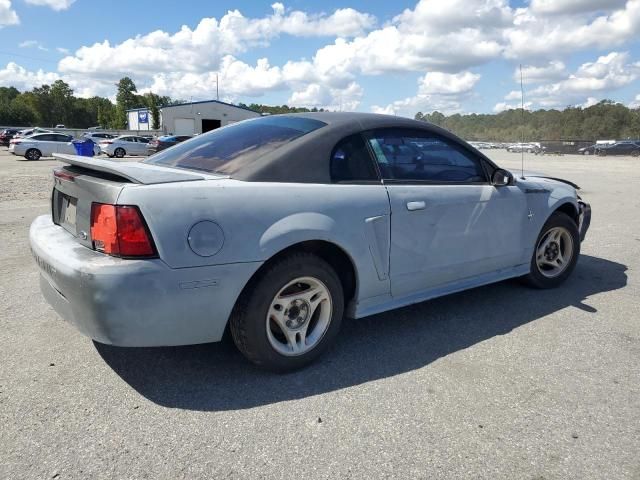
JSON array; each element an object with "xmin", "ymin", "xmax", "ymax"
[{"xmin": 144, "ymin": 116, "xmax": 326, "ymax": 175}]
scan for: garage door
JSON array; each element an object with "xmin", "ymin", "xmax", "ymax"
[{"xmin": 174, "ymin": 118, "xmax": 196, "ymax": 135}]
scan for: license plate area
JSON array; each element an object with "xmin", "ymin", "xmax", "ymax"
[{"xmin": 53, "ymin": 190, "xmax": 77, "ymax": 234}]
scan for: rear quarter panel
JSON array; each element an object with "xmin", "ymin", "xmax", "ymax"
[{"xmin": 117, "ymin": 180, "xmax": 393, "ymax": 304}]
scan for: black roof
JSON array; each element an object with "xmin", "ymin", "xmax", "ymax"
[{"xmin": 233, "ymin": 112, "xmax": 497, "ymax": 183}]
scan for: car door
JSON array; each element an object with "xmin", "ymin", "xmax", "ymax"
[
  {"xmin": 52, "ymin": 134, "xmax": 74, "ymax": 154},
  {"xmin": 364, "ymin": 128, "xmax": 528, "ymax": 298},
  {"xmin": 134, "ymin": 137, "xmax": 149, "ymax": 155},
  {"xmin": 31, "ymin": 134, "xmax": 57, "ymax": 156}
]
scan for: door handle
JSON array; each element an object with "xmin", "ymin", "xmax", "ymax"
[{"xmin": 406, "ymin": 201, "xmax": 426, "ymax": 211}]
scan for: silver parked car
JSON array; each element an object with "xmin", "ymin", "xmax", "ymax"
[
  {"xmin": 9, "ymin": 132, "xmax": 100, "ymax": 160},
  {"xmin": 30, "ymin": 113, "xmax": 591, "ymax": 371}
]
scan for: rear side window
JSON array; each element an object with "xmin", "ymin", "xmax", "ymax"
[
  {"xmin": 365, "ymin": 129, "xmax": 487, "ymax": 183},
  {"xmin": 144, "ymin": 116, "xmax": 326, "ymax": 175},
  {"xmin": 330, "ymin": 134, "xmax": 379, "ymax": 182}
]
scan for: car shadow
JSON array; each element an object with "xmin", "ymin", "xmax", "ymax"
[{"xmin": 95, "ymin": 254, "xmax": 627, "ymax": 411}]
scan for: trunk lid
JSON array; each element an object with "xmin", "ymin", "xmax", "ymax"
[{"xmin": 51, "ymin": 154, "xmax": 220, "ymax": 249}]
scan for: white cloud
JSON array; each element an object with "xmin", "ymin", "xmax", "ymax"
[
  {"xmin": 630, "ymin": 94, "xmax": 640, "ymax": 108},
  {"xmin": 530, "ymin": 0, "xmax": 627, "ymax": 15},
  {"xmin": 505, "ymin": 1, "xmax": 640, "ymax": 59},
  {"xmin": 288, "ymin": 81, "xmax": 363, "ymax": 110},
  {"xmin": 513, "ymin": 52, "xmax": 639, "ymax": 107},
  {"xmin": 0, "ymin": 62, "xmax": 59, "ymax": 90},
  {"xmin": 0, "ymin": 0, "xmax": 18, "ymax": 26},
  {"xmin": 56, "ymin": 47, "xmax": 70, "ymax": 55},
  {"xmin": 58, "ymin": 4, "xmax": 375, "ymax": 80},
  {"xmin": 493, "ymin": 101, "xmax": 532, "ymax": 113},
  {"xmin": 371, "ymin": 71, "xmax": 481, "ymax": 116},
  {"xmin": 516, "ymin": 61, "xmax": 567, "ymax": 84},
  {"xmin": 24, "ymin": 0, "xmax": 76, "ymax": 11},
  {"xmin": 581, "ymin": 97, "xmax": 600, "ymax": 108},
  {"xmin": 19, "ymin": 40, "xmax": 48, "ymax": 51}
]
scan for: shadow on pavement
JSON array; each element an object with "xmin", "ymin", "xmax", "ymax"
[{"xmin": 95, "ymin": 254, "xmax": 627, "ymax": 411}]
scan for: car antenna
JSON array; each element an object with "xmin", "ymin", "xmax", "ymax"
[{"xmin": 520, "ymin": 64, "xmax": 526, "ymax": 179}]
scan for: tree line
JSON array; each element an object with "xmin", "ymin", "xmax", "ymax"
[
  {"xmin": 415, "ymin": 101, "xmax": 640, "ymax": 142},
  {"xmin": 0, "ymin": 77, "xmax": 176, "ymax": 130},
  {"xmin": 1, "ymin": 76, "xmax": 638, "ymax": 141}
]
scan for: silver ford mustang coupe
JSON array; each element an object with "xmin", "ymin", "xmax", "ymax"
[{"xmin": 30, "ymin": 113, "xmax": 591, "ymax": 371}]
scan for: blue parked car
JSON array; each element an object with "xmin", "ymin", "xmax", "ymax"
[{"xmin": 30, "ymin": 113, "xmax": 590, "ymax": 371}]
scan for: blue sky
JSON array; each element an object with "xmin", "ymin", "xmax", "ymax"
[{"xmin": 0, "ymin": 0, "xmax": 638, "ymax": 115}]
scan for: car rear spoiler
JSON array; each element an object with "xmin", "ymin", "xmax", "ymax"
[{"xmin": 53, "ymin": 154, "xmax": 210, "ymax": 185}]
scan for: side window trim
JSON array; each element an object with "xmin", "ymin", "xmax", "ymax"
[{"xmin": 362, "ymin": 128, "xmax": 491, "ymax": 185}]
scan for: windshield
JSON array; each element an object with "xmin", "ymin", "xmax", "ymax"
[{"xmin": 143, "ymin": 116, "xmax": 326, "ymax": 175}]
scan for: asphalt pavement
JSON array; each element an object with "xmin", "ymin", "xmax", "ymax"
[{"xmin": 0, "ymin": 149, "xmax": 638, "ymax": 479}]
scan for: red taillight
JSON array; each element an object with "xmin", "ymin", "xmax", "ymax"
[
  {"xmin": 101, "ymin": 140, "xmax": 113, "ymax": 144},
  {"xmin": 90, "ymin": 203, "xmax": 156, "ymax": 257}
]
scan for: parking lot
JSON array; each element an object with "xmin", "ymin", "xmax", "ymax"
[{"xmin": 0, "ymin": 148, "xmax": 638, "ymax": 479}]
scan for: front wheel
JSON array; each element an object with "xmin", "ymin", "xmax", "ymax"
[
  {"xmin": 631, "ymin": 150, "xmax": 640, "ymax": 157},
  {"xmin": 230, "ymin": 252, "xmax": 344, "ymax": 372},
  {"xmin": 114, "ymin": 148, "xmax": 125, "ymax": 158},
  {"xmin": 522, "ymin": 211, "xmax": 580, "ymax": 289}
]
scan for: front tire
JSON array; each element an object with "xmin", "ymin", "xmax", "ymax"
[
  {"xmin": 230, "ymin": 252, "xmax": 344, "ymax": 372},
  {"xmin": 114, "ymin": 148, "xmax": 125, "ymax": 158},
  {"xmin": 523, "ymin": 211, "xmax": 580, "ymax": 289},
  {"xmin": 25, "ymin": 148, "xmax": 41, "ymax": 161}
]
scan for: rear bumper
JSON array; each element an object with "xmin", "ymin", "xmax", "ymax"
[
  {"xmin": 578, "ymin": 201, "xmax": 591, "ymax": 242},
  {"xmin": 30, "ymin": 215, "xmax": 262, "ymax": 347}
]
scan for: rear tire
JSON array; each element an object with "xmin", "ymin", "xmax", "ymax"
[
  {"xmin": 114, "ymin": 148, "xmax": 125, "ymax": 158},
  {"xmin": 230, "ymin": 252, "xmax": 344, "ymax": 372},
  {"xmin": 522, "ymin": 211, "xmax": 580, "ymax": 289},
  {"xmin": 25, "ymin": 148, "xmax": 41, "ymax": 161}
]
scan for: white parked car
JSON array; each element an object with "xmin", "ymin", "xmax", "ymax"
[
  {"xmin": 9, "ymin": 133, "xmax": 99, "ymax": 160},
  {"xmin": 14, "ymin": 127, "xmax": 51, "ymax": 139},
  {"xmin": 82, "ymin": 132, "xmax": 116, "ymax": 144},
  {"xmin": 99, "ymin": 135, "xmax": 150, "ymax": 158}
]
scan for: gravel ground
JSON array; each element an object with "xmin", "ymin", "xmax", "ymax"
[{"xmin": 0, "ymin": 149, "xmax": 638, "ymax": 479}]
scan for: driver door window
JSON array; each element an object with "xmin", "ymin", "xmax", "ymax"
[{"xmin": 365, "ymin": 129, "xmax": 487, "ymax": 183}]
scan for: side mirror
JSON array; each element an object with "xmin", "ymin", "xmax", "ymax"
[{"xmin": 492, "ymin": 168, "xmax": 513, "ymax": 186}]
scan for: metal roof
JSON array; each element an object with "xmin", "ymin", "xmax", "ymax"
[{"xmin": 126, "ymin": 100, "xmax": 259, "ymax": 114}]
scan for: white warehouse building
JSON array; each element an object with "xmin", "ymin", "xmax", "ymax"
[{"xmin": 127, "ymin": 100, "xmax": 261, "ymax": 135}]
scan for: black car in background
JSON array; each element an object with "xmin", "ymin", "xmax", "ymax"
[
  {"xmin": 597, "ymin": 140, "xmax": 640, "ymax": 156},
  {"xmin": 0, "ymin": 128, "xmax": 20, "ymax": 146},
  {"xmin": 147, "ymin": 135, "xmax": 192, "ymax": 154}
]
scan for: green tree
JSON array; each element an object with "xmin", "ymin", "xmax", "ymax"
[
  {"xmin": 49, "ymin": 80, "xmax": 74, "ymax": 126},
  {"xmin": 114, "ymin": 77, "xmax": 138, "ymax": 129},
  {"xmin": 143, "ymin": 92, "xmax": 161, "ymax": 130}
]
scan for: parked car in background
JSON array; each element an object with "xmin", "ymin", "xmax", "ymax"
[
  {"xmin": 9, "ymin": 133, "xmax": 99, "ymax": 160},
  {"xmin": 14, "ymin": 127, "xmax": 51, "ymax": 139},
  {"xmin": 147, "ymin": 135, "xmax": 192, "ymax": 154},
  {"xmin": 55, "ymin": 124, "xmax": 65, "ymax": 129},
  {"xmin": 99, "ymin": 135, "xmax": 150, "ymax": 158},
  {"xmin": 30, "ymin": 113, "xmax": 591, "ymax": 371},
  {"xmin": 597, "ymin": 140, "xmax": 640, "ymax": 156},
  {"xmin": 507, "ymin": 143, "xmax": 537, "ymax": 153},
  {"xmin": 0, "ymin": 128, "xmax": 20, "ymax": 146},
  {"xmin": 578, "ymin": 144, "xmax": 598, "ymax": 155},
  {"xmin": 82, "ymin": 132, "xmax": 116, "ymax": 145}
]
